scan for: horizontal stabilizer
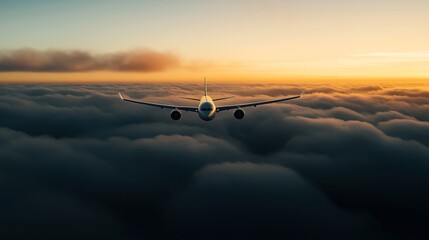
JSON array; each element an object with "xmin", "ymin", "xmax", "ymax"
[
  {"xmin": 212, "ymin": 96, "xmax": 234, "ymax": 101},
  {"xmin": 180, "ymin": 97, "xmax": 201, "ymax": 101}
]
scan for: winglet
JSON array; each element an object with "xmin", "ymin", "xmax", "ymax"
[{"xmin": 118, "ymin": 92, "xmax": 124, "ymax": 100}]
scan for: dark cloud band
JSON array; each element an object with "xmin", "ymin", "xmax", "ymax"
[{"xmin": 0, "ymin": 48, "xmax": 180, "ymax": 72}]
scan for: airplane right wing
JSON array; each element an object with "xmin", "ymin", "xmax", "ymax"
[
  {"xmin": 119, "ymin": 93, "xmax": 198, "ymax": 112},
  {"xmin": 217, "ymin": 95, "xmax": 301, "ymax": 112}
]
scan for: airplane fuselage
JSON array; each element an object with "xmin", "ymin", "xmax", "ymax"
[{"xmin": 198, "ymin": 95, "xmax": 216, "ymax": 121}]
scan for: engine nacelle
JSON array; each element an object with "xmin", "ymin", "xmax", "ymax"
[
  {"xmin": 170, "ymin": 110, "xmax": 181, "ymax": 120},
  {"xmin": 233, "ymin": 108, "xmax": 245, "ymax": 119}
]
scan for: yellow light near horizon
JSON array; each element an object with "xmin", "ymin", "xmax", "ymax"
[{"xmin": 1, "ymin": 54, "xmax": 428, "ymax": 84}]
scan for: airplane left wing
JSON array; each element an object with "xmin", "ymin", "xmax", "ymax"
[
  {"xmin": 119, "ymin": 93, "xmax": 198, "ymax": 112},
  {"xmin": 217, "ymin": 95, "xmax": 301, "ymax": 112}
]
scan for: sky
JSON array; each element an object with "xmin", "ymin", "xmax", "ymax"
[{"xmin": 1, "ymin": 0, "xmax": 429, "ymax": 82}]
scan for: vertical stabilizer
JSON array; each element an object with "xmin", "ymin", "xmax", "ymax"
[{"xmin": 204, "ymin": 77, "xmax": 207, "ymax": 96}]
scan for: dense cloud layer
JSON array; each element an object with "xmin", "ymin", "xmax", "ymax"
[
  {"xmin": 0, "ymin": 48, "xmax": 180, "ymax": 72},
  {"xmin": 0, "ymin": 82, "xmax": 428, "ymax": 239}
]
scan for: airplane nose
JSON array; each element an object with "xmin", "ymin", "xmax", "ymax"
[
  {"xmin": 198, "ymin": 109, "xmax": 215, "ymax": 121},
  {"xmin": 198, "ymin": 101, "xmax": 216, "ymax": 121}
]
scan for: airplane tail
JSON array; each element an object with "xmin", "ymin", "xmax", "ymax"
[{"xmin": 204, "ymin": 77, "xmax": 207, "ymax": 96}]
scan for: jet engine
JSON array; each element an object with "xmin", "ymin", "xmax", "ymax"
[
  {"xmin": 170, "ymin": 110, "xmax": 181, "ymax": 120},
  {"xmin": 233, "ymin": 108, "xmax": 245, "ymax": 119}
]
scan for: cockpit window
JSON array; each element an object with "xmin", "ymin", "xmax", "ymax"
[{"xmin": 199, "ymin": 102, "xmax": 214, "ymax": 112}]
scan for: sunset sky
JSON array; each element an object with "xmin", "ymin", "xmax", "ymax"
[{"xmin": 1, "ymin": 0, "xmax": 429, "ymax": 82}]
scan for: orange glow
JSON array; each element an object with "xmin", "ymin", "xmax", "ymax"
[{"xmin": 1, "ymin": 54, "xmax": 428, "ymax": 84}]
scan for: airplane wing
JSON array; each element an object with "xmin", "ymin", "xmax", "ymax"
[
  {"xmin": 119, "ymin": 93, "xmax": 198, "ymax": 112},
  {"xmin": 217, "ymin": 95, "xmax": 301, "ymax": 112}
]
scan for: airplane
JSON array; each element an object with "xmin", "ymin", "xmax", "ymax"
[{"xmin": 118, "ymin": 78, "xmax": 301, "ymax": 121}]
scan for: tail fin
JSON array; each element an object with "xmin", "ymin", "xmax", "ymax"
[{"xmin": 204, "ymin": 77, "xmax": 207, "ymax": 96}]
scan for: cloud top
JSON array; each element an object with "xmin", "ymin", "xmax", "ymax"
[{"xmin": 0, "ymin": 82, "xmax": 429, "ymax": 239}]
